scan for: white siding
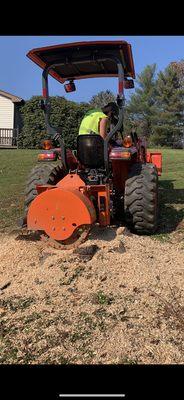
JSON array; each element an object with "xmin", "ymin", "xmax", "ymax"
[{"xmin": 0, "ymin": 94, "xmax": 14, "ymax": 129}]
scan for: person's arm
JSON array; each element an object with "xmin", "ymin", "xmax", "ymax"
[{"xmin": 99, "ymin": 118, "xmax": 108, "ymax": 139}]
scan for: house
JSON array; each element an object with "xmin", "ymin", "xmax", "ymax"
[{"xmin": 0, "ymin": 89, "xmax": 24, "ymax": 147}]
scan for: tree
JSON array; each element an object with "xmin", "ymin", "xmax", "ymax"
[
  {"xmin": 151, "ymin": 65, "xmax": 184, "ymax": 146},
  {"xmin": 18, "ymin": 96, "xmax": 89, "ymax": 149},
  {"xmin": 170, "ymin": 60, "xmax": 184, "ymax": 88},
  {"xmin": 89, "ymin": 90, "xmax": 116, "ymax": 108},
  {"xmin": 124, "ymin": 64, "xmax": 157, "ymax": 138}
]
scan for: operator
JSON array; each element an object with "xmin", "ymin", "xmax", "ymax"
[{"xmin": 78, "ymin": 102, "xmax": 119, "ymax": 140}]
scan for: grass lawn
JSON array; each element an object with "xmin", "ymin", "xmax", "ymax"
[
  {"xmin": 154, "ymin": 148, "xmax": 184, "ymax": 240},
  {"xmin": 0, "ymin": 150, "xmax": 39, "ymax": 232},
  {"xmin": 0, "ymin": 148, "xmax": 183, "ymax": 238}
]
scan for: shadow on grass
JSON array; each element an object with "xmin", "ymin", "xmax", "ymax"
[
  {"xmin": 89, "ymin": 225, "xmax": 117, "ymax": 242},
  {"xmin": 157, "ymin": 180, "xmax": 184, "ymax": 235},
  {"xmin": 15, "ymin": 231, "xmax": 42, "ymax": 242},
  {"xmin": 15, "ymin": 226, "xmax": 118, "ymax": 245}
]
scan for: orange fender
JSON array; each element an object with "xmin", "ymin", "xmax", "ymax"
[{"xmin": 146, "ymin": 152, "xmax": 162, "ymax": 175}]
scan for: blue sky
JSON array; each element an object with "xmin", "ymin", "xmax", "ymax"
[{"xmin": 0, "ymin": 36, "xmax": 183, "ymax": 103}]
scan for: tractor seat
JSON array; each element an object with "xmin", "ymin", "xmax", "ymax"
[{"xmin": 77, "ymin": 134, "xmax": 104, "ymax": 168}]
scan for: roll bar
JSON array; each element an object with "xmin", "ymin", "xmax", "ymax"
[{"xmin": 42, "ymin": 55, "xmax": 125, "ymax": 172}]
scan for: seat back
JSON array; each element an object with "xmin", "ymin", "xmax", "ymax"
[{"xmin": 77, "ymin": 134, "xmax": 104, "ymax": 168}]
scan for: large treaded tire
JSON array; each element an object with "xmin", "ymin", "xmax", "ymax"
[
  {"xmin": 24, "ymin": 162, "xmax": 66, "ymax": 216},
  {"xmin": 124, "ymin": 162, "xmax": 158, "ymax": 234}
]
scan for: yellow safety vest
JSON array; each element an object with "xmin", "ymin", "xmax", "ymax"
[{"xmin": 79, "ymin": 109, "xmax": 108, "ymax": 135}]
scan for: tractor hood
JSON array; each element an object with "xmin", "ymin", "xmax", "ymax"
[{"xmin": 27, "ymin": 40, "xmax": 135, "ymax": 83}]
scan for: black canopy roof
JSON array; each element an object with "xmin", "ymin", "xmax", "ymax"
[{"xmin": 27, "ymin": 40, "xmax": 135, "ymax": 83}]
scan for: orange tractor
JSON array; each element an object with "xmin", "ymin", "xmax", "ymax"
[{"xmin": 22, "ymin": 40, "xmax": 162, "ymax": 249}]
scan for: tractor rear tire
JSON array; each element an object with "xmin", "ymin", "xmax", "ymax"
[
  {"xmin": 24, "ymin": 162, "xmax": 66, "ymax": 217},
  {"xmin": 124, "ymin": 163, "xmax": 158, "ymax": 234}
]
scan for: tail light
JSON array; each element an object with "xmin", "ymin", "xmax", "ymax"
[
  {"xmin": 38, "ymin": 151, "xmax": 57, "ymax": 161},
  {"xmin": 110, "ymin": 148, "xmax": 131, "ymax": 160},
  {"xmin": 42, "ymin": 139, "xmax": 52, "ymax": 150},
  {"xmin": 122, "ymin": 135, "xmax": 133, "ymax": 148}
]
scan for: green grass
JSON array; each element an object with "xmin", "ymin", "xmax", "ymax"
[
  {"xmin": 0, "ymin": 148, "xmax": 183, "ymax": 237},
  {"xmin": 150, "ymin": 149, "xmax": 184, "ymax": 239},
  {"xmin": 0, "ymin": 149, "xmax": 39, "ymax": 231}
]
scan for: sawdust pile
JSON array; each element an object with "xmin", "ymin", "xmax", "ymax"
[{"xmin": 0, "ymin": 226, "xmax": 183, "ymax": 364}]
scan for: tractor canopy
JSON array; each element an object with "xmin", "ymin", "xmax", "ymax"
[
  {"xmin": 27, "ymin": 40, "xmax": 135, "ymax": 172},
  {"xmin": 27, "ymin": 40, "xmax": 135, "ymax": 83}
]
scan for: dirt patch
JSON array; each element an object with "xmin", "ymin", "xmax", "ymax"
[{"xmin": 0, "ymin": 225, "xmax": 183, "ymax": 364}]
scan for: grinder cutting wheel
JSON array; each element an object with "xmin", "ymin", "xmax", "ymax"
[{"xmin": 22, "ymin": 40, "xmax": 162, "ymax": 249}]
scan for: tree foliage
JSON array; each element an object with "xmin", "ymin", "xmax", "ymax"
[
  {"xmin": 19, "ymin": 96, "xmax": 89, "ymax": 149},
  {"xmin": 124, "ymin": 64, "xmax": 157, "ymax": 137},
  {"xmin": 89, "ymin": 90, "xmax": 116, "ymax": 108},
  {"xmin": 170, "ymin": 60, "xmax": 184, "ymax": 88},
  {"xmin": 151, "ymin": 65, "xmax": 184, "ymax": 145},
  {"xmin": 125, "ymin": 63, "xmax": 184, "ymax": 146}
]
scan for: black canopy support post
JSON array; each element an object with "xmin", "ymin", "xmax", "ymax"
[
  {"xmin": 42, "ymin": 65, "xmax": 68, "ymax": 171},
  {"xmin": 104, "ymin": 58, "xmax": 125, "ymax": 174}
]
